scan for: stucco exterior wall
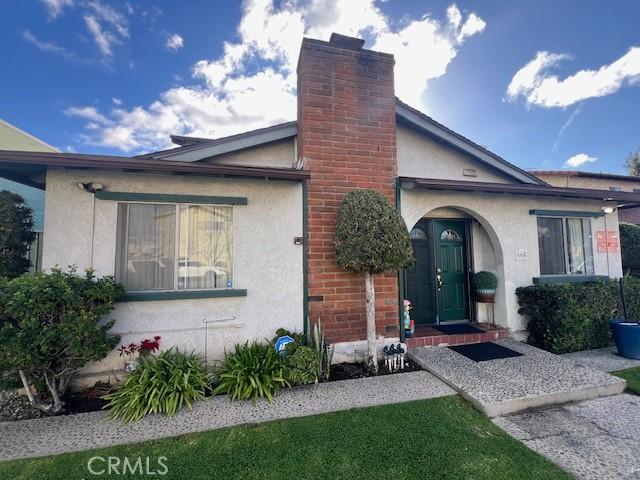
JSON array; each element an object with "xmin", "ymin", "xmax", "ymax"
[
  {"xmin": 401, "ymin": 189, "xmax": 622, "ymax": 338},
  {"xmin": 43, "ymin": 169, "xmax": 303, "ymax": 380},
  {"xmin": 206, "ymin": 139, "xmax": 295, "ymax": 169},
  {"xmin": 397, "ymin": 126, "xmax": 513, "ymax": 183},
  {"xmin": 535, "ymin": 174, "xmax": 640, "ymax": 192}
]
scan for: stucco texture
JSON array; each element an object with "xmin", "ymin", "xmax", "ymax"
[
  {"xmin": 397, "ymin": 126, "xmax": 513, "ymax": 183},
  {"xmin": 401, "ymin": 189, "xmax": 622, "ymax": 336},
  {"xmin": 43, "ymin": 169, "xmax": 303, "ymax": 379}
]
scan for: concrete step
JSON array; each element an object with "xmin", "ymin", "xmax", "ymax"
[
  {"xmin": 409, "ymin": 339, "xmax": 626, "ymax": 417},
  {"xmin": 406, "ymin": 323, "xmax": 509, "ymax": 349}
]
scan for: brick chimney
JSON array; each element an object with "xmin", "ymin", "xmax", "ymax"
[{"xmin": 297, "ymin": 33, "xmax": 398, "ymax": 343}]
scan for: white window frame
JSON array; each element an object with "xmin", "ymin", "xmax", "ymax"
[
  {"xmin": 537, "ymin": 215, "xmax": 594, "ymax": 277},
  {"xmin": 116, "ymin": 201, "xmax": 234, "ymax": 293}
]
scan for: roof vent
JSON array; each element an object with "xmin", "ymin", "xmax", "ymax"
[{"xmin": 329, "ymin": 33, "xmax": 365, "ymax": 50}]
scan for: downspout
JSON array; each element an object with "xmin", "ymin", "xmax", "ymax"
[
  {"xmin": 396, "ymin": 178, "xmax": 405, "ymax": 343},
  {"xmin": 302, "ymin": 179, "xmax": 309, "ymax": 338}
]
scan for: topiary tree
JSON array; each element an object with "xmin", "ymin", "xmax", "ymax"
[
  {"xmin": 335, "ymin": 189, "xmax": 414, "ymax": 373},
  {"xmin": 0, "ymin": 190, "xmax": 36, "ymax": 278},
  {"xmin": 620, "ymin": 223, "xmax": 640, "ymax": 276},
  {"xmin": 0, "ymin": 267, "xmax": 124, "ymax": 414}
]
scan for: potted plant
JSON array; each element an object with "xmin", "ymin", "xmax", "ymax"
[
  {"xmin": 610, "ymin": 279, "xmax": 640, "ymax": 359},
  {"xmin": 473, "ymin": 271, "xmax": 497, "ymax": 302}
]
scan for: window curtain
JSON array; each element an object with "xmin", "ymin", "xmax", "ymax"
[
  {"xmin": 178, "ymin": 205, "xmax": 232, "ymax": 289},
  {"xmin": 118, "ymin": 204, "xmax": 176, "ymax": 291},
  {"xmin": 567, "ymin": 218, "xmax": 594, "ymax": 275},
  {"xmin": 537, "ymin": 217, "xmax": 565, "ymax": 275}
]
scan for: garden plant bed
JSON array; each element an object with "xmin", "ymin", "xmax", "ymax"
[
  {"xmin": 0, "ymin": 384, "xmax": 112, "ymax": 422},
  {"xmin": 328, "ymin": 360, "xmax": 422, "ymax": 381}
]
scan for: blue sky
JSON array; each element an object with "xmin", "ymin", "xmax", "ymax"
[{"xmin": 1, "ymin": 0, "xmax": 639, "ymax": 174}]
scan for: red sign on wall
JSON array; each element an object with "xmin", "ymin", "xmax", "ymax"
[{"xmin": 597, "ymin": 230, "xmax": 619, "ymax": 253}]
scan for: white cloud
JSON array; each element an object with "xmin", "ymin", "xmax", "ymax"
[
  {"xmin": 64, "ymin": 106, "xmax": 110, "ymax": 124},
  {"xmin": 40, "ymin": 0, "xmax": 129, "ymax": 59},
  {"xmin": 507, "ymin": 47, "xmax": 640, "ymax": 108},
  {"xmin": 67, "ymin": 0, "xmax": 486, "ymax": 152},
  {"xmin": 112, "ymin": 97, "xmax": 122, "ymax": 105},
  {"xmin": 23, "ymin": 30, "xmax": 74, "ymax": 59},
  {"xmin": 564, "ymin": 153, "xmax": 597, "ymax": 168},
  {"xmin": 41, "ymin": 0, "xmax": 74, "ymax": 20},
  {"xmin": 166, "ymin": 34, "xmax": 184, "ymax": 52}
]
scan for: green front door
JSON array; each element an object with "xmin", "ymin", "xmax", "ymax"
[
  {"xmin": 435, "ymin": 220, "xmax": 469, "ymax": 322},
  {"xmin": 406, "ymin": 220, "xmax": 436, "ymax": 325}
]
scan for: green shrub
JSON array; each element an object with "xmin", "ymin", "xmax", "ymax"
[
  {"xmin": 473, "ymin": 271, "xmax": 497, "ymax": 290},
  {"xmin": 621, "ymin": 223, "xmax": 640, "ymax": 276},
  {"xmin": 0, "ymin": 267, "xmax": 123, "ymax": 414},
  {"xmin": 282, "ymin": 344, "xmax": 319, "ymax": 385},
  {"xmin": 104, "ymin": 349, "xmax": 211, "ymax": 423},
  {"xmin": 516, "ymin": 278, "xmax": 640, "ymax": 354},
  {"xmin": 213, "ymin": 341, "xmax": 288, "ymax": 401}
]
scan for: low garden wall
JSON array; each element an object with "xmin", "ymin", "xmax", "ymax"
[{"xmin": 516, "ymin": 278, "xmax": 640, "ymax": 354}]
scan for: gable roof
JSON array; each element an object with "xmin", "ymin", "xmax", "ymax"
[
  {"xmin": 140, "ymin": 102, "xmax": 544, "ymax": 185},
  {"xmin": 0, "ymin": 118, "xmax": 58, "ymax": 153},
  {"xmin": 394, "ymin": 100, "xmax": 544, "ymax": 185},
  {"xmin": 140, "ymin": 121, "xmax": 297, "ymax": 162}
]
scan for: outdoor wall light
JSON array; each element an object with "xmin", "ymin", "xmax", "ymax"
[
  {"xmin": 601, "ymin": 206, "xmax": 615, "ymax": 214},
  {"xmin": 75, "ymin": 182, "xmax": 105, "ymax": 193}
]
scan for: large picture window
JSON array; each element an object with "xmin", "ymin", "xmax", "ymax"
[
  {"xmin": 116, "ymin": 203, "xmax": 233, "ymax": 292},
  {"xmin": 537, "ymin": 217, "xmax": 594, "ymax": 276}
]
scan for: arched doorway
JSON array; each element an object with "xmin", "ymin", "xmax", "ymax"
[
  {"xmin": 406, "ymin": 216, "xmax": 470, "ymax": 325},
  {"xmin": 404, "ymin": 206, "xmax": 504, "ymax": 327}
]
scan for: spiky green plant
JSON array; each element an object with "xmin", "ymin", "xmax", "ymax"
[
  {"xmin": 213, "ymin": 341, "xmax": 289, "ymax": 402},
  {"xmin": 103, "ymin": 349, "xmax": 211, "ymax": 423},
  {"xmin": 312, "ymin": 320, "xmax": 334, "ymax": 381}
]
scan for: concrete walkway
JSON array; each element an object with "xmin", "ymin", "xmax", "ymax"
[
  {"xmin": 0, "ymin": 370, "xmax": 454, "ymax": 461},
  {"xmin": 562, "ymin": 346, "xmax": 640, "ymax": 373},
  {"xmin": 495, "ymin": 394, "xmax": 640, "ymax": 480},
  {"xmin": 410, "ymin": 339, "xmax": 626, "ymax": 417}
]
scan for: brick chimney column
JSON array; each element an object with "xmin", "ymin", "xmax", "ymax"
[{"xmin": 297, "ymin": 34, "xmax": 398, "ymax": 343}]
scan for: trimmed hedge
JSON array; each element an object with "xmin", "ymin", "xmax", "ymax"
[
  {"xmin": 620, "ymin": 223, "xmax": 640, "ymax": 276},
  {"xmin": 516, "ymin": 278, "xmax": 640, "ymax": 354}
]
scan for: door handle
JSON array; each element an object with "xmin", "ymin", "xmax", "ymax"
[{"xmin": 436, "ymin": 267, "xmax": 442, "ymax": 291}]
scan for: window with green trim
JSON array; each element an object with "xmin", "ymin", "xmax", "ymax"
[
  {"xmin": 116, "ymin": 203, "xmax": 233, "ymax": 292},
  {"xmin": 537, "ymin": 216, "xmax": 594, "ymax": 276}
]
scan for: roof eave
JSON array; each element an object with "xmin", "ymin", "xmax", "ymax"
[
  {"xmin": 399, "ymin": 176, "xmax": 640, "ymax": 206},
  {"xmin": 0, "ymin": 150, "xmax": 310, "ymax": 183}
]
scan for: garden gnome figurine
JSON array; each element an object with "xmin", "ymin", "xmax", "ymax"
[{"xmin": 403, "ymin": 300, "xmax": 413, "ymax": 338}]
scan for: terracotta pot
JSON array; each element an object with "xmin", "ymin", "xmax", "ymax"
[{"xmin": 475, "ymin": 289, "xmax": 495, "ymax": 303}]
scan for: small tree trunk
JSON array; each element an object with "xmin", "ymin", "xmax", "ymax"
[
  {"xmin": 44, "ymin": 372, "xmax": 64, "ymax": 414},
  {"xmin": 18, "ymin": 370, "xmax": 52, "ymax": 413},
  {"xmin": 364, "ymin": 271, "xmax": 378, "ymax": 374}
]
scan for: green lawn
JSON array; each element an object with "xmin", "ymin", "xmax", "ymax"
[
  {"xmin": 612, "ymin": 366, "xmax": 640, "ymax": 395},
  {"xmin": 0, "ymin": 396, "xmax": 569, "ymax": 480}
]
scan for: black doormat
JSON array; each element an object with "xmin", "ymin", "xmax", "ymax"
[
  {"xmin": 433, "ymin": 324, "xmax": 484, "ymax": 335},
  {"xmin": 449, "ymin": 342, "xmax": 524, "ymax": 362}
]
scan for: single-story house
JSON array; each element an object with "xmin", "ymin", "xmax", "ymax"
[
  {"xmin": 531, "ymin": 170, "xmax": 640, "ymax": 225},
  {"xmin": 2, "ymin": 33, "xmax": 639, "ymax": 381}
]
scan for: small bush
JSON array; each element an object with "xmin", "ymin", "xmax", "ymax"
[
  {"xmin": 516, "ymin": 278, "xmax": 640, "ymax": 354},
  {"xmin": 621, "ymin": 223, "xmax": 640, "ymax": 276},
  {"xmin": 213, "ymin": 342, "xmax": 288, "ymax": 401},
  {"xmin": 283, "ymin": 344, "xmax": 319, "ymax": 385},
  {"xmin": 0, "ymin": 267, "xmax": 123, "ymax": 414},
  {"xmin": 104, "ymin": 349, "xmax": 211, "ymax": 423},
  {"xmin": 473, "ymin": 271, "xmax": 497, "ymax": 290}
]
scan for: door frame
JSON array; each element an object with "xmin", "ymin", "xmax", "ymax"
[{"xmin": 403, "ymin": 217, "xmax": 476, "ymax": 326}]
